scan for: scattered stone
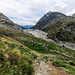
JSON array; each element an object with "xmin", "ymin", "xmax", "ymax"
[
  {"xmin": 37, "ymin": 72, "xmax": 42, "ymax": 75},
  {"xmin": 49, "ymin": 68, "xmax": 52, "ymax": 71},
  {"xmin": 45, "ymin": 65, "xmax": 48, "ymax": 68},
  {"xmin": 0, "ymin": 13, "xmax": 22, "ymax": 31}
]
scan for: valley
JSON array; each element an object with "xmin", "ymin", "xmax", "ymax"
[
  {"xmin": 24, "ymin": 29, "xmax": 75, "ymax": 50},
  {"xmin": 0, "ymin": 12, "xmax": 75, "ymax": 75}
]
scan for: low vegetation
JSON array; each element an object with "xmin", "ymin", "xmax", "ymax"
[
  {"xmin": 0, "ymin": 36, "xmax": 38, "ymax": 75},
  {"xmin": 0, "ymin": 25, "xmax": 75, "ymax": 75},
  {"xmin": 52, "ymin": 61, "xmax": 75, "ymax": 75}
]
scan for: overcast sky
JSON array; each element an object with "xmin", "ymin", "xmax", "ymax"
[{"xmin": 0, "ymin": 0, "xmax": 75, "ymax": 25}]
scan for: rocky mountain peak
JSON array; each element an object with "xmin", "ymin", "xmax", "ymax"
[{"xmin": 32, "ymin": 11, "xmax": 66, "ymax": 29}]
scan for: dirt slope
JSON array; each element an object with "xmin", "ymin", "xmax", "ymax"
[{"xmin": 32, "ymin": 54, "xmax": 71, "ymax": 75}]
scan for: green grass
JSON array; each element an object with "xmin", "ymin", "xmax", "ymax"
[
  {"xmin": 0, "ymin": 60, "xmax": 34, "ymax": 75},
  {"xmin": 42, "ymin": 56, "xmax": 49, "ymax": 63},
  {"xmin": 69, "ymin": 62, "xmax": 75, "ymax": 66},
  {"xmin": 0, "ymin": 26, "xmax": 75, "ymax": 75},
  {"xmin": 0, "ymin": 27, "xmax": 75, "ymax": 62},
  {"xmin": 0, "ymin": 37, "xmax": 38, "ymax": 75}
]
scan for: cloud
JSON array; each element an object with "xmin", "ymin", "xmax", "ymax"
[
  {"xmin": 0, "ymin": 0, "xmax": 75, "ymax": 25},
  {"xmin": 0, "ymin": 0, "xmax": 51, "ymax": 25},
  {"xmin": 10, "ymin": 16, "xmax": 40, "ymax": 25},
  {"xmin": 52, "ymin": 2, "xmax": 68, "ymax": 13},
  {"xmin": 66, "ymin": 9, "xmax": 75, "ymax": 16}
]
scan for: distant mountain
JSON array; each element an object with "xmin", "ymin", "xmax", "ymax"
[
  {"xmin": 32, "ymin": 11, "xmax": 75, "ymax": 43},
  {"xmin": 19, "ymin": 25, "xmax": 34, "ymax": 29}
]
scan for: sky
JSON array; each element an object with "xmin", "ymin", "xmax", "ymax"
[{"xmin": 0, "ymin": 0, "xmax": 75, "ymax": 26}]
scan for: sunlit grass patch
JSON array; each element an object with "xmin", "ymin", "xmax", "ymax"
[{"xmin": 0, "ymin": 36, "xmax": 37, "ymax": 75}]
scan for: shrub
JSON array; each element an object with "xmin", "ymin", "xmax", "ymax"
[
  {"xmin": 70, "ymin": 62, "xmax": 75, "ymax": 66},
  {"xmin": 52, "ymin": 61, "xmax": 66, "ymax": 67},
  {"xmin": 8, "ymin": 43, "xmax": 18, "ymax": 48},
  {"xmin": 20, "ymin": 60, "xmax": 34, "ymax": 75},
  {"xmin": 43, "ymin": 56, "xmax": 49, "ymax": 63},
  {"xmin": 21, "ymin": 54, "xmax": 32, "ymax": 64},
  {"xmin": 0, "ymin": 52, "xmax": 4, "ymax": 61},
  {"xmin": 8, "ymin": 49, "xmax": 21, "ymax": 64},
  {"xmin": 50, "ymin": 59, "xmax": 53, "ymax": 61},
  {"xmin": 31, "ymin": 53, "xmax": 38, "ymax": 59},
  {"xmin": 52, "ymin": 61, "xmax": 75, "ymax": 75}
]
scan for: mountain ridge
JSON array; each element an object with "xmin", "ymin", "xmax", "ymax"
[
  {"xmin": 32, "ymin": 11, "xmax": 75, "ymax": 43},
  {"xmin": 0, "ymin": 12, "xmax": 22, "ymax": 31},
  {"xmin": 19, "ymin": 25, "xmax": 34, "ymax": 29},
  {"xmin": 32, "ymin": 11, "xmax": 66, "ymax": 29}
]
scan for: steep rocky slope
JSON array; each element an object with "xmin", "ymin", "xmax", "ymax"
[
  {"xmin": 0, "ymin": 12, "xmax": 22, "ymax": 31},
  {"xmin": 43, "ymin": 17, "xmax": 75, "ymax": 43},
  {"xmin": 32, "ymin": 12, "xmax": 75, "ymax": 43},
  {"xmin": 32, "ymin": 11, "xmax": 66, "ymax": 29}
]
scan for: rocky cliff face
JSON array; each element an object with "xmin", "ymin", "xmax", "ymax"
[
  {"xmin": 32, "ymin": 11, "xmax": 66, "ymax": 29},
  {"xmin": 0, "ymin": 12, "xmax": 22, "ymax": 31},
  {"xmin": 32, "ymin": 11, "xmax": 75, "ymax": 43},
  {"xmin": 47, "ymin": 21, "xmax": 75, "ymax": 43}
]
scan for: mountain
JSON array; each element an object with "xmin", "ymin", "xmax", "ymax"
[
  {"xmin": 32, "ymin": 11, "xmax": 66, "ymax": 29},
  {"xmin": 0, "ymin": 12, "xmax": 75, "ymax": 75},
  {"xmin": 19, "ymin": 25, "xmax": 34, "ymax": 29},
  {"xmin": 32, "ymin": 11, "xmax": 75, "ymax": 43},
  {"xmin": 0, "ymin": 12, "xmax": 22, "ymax": 31}
]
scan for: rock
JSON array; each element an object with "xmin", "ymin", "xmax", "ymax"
[
  {"xmin": 49, "ymin": 68, "xmax": 52, "ymax": 71},
  {"xmin": 37, "ymin": 72, "xmax": 42, "ymax": 75},
  {"xmin": 0, "ymin": 12, "xmax": 22, "ymax": 31},
  {"xmin": 36, "ymin": 63, "xmax": 39, "ymax": 65},
  {"xmin": 45, "ymin": 65, "xmax": 48, "ymax": 68}
]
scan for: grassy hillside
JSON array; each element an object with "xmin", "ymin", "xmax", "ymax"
[
  {"xmin": 0, "ymin": 35, "xmax": 38, "ymax": 75},
  {"xmin": 0, "ymin": 24, "xmax": 75, "ymax": 75},
  {"xmin": 0, "ymin": 12, "xmax": 75, "ymax": 75}
]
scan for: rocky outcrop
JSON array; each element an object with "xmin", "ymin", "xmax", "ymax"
[
  {"xmin": 46, "ymin": 20, "xmax": 75, "ymax": 43},
  {"xmin": 0, "ymin": 12, "xmax": 22, "ymax": 31},
  {"xmin": 72, "ymin": 13, "xmax": 75, "ymax": 17}
]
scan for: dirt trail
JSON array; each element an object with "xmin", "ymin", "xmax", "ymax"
[
  {"xmin": 32, "ymin": 53, "xmax": 70, "ymax": 75},
  {"xmin": 33, "ymin": 59, "xmax": 70, "ymax": 75}
]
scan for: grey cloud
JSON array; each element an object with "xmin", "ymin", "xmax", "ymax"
[
  {"xmin": 0, "ymin": 0, "xmax": 75, "ymax": 25},
  {"xmin": 52, "ymin": 2, "xmax": 68, "ymax": 13}
]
